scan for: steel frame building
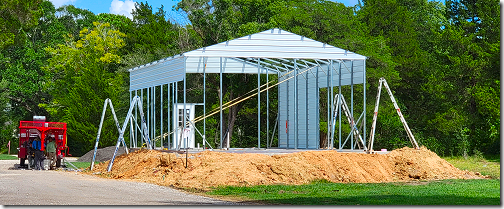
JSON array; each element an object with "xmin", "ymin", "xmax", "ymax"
[{"xmin": 127, "ymin": 28, "xmax": 367, "ymax": 151}]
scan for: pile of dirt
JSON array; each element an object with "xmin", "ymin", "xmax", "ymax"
[
  {"xmin": 88, "ymin": 146, "xmax": 483, "ymax": 189},
  {"xmin": 77, "ymin": 146, "xmax": 127, "ymax": 162}
]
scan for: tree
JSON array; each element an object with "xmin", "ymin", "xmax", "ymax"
[
  {"xmin": 423, "ymin": 0, "xmax": 500, "ymax": 156},
  {"xmin": 43, "ymin": 22, "xmax": 128, "ymax": 156},
  {"xmin": 0, "ymin": 0, "xmax": 43, "ymax": 49},
  {"xmin": 128, "ymin": 2, "xmax": 180, "ymax": 57},
  {"xmin": 54, "ymin": 5, "xmax": 97, "ymax": 40}
]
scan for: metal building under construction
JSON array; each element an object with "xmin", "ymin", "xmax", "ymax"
[{"xmin": 126, "ymin": 28, "xmax": 367, "ymax": 151}]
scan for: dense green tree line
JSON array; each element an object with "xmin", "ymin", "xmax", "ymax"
[{"xmin": 0, "ymin": 0, "xmax": 499, "ymax": 157}]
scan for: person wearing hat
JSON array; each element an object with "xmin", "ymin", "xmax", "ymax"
[{"xmin": 46, "ymin": 137, "xmax": 57, "ymax": 170}]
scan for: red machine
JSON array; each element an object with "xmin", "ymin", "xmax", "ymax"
[{"xmin": 17, "ymin": 116, "xmax": 68, "ymax": 168}]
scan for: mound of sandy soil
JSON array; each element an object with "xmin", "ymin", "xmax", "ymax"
[{"xmin": 87, "ymin": 146, "xmax": 483, "ymax": 189}]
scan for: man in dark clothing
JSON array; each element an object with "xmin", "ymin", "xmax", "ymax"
[
  {"xmin": 32, "ymin": 136, "xmax": 43, "ymax": 170},
  {"xmin": 26, "ymin": 137, "xmax": 35, "ymax": 169}
]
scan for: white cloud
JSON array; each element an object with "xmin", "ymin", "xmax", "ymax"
[
  {"xmin": 49, "ymin": 0, "xmax": 77, "ymax": 8},
  {"xmin": 109, "ymin": 0, "xmax": 136, "ymax": 19}
]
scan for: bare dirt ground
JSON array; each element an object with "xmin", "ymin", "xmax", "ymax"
[
  {"xmin": 0, "ymin": 160, "xmax": 238, "ymax": 205},
  {"xmin": 89, "ymin": 146, "xmax": 485, "ymax": 190},
  {"xmin": 2, "ymin": 146, "xmax": 486, "ymax": 205}
]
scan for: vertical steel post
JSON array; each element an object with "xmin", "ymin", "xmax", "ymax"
[
  {"xmin": 316, "ymin": 66, "xmax": 320, "ymax": 149},
  {"xmin": 286, "ymin": 71, "xmax": 289, "ymax": 148},
  {"xmin": 203, "ymin": 58, "xmax": 206, "ymax": 150},
  {"xmin": 338, "ymin": 61, "xmax": 342, "ymax": 149},
  {"xmin": 175, "ymin": 82, "xmax": 178, "ymax": 150},
  {"xmin": 294, "ymin": 59, "xmax": 298, "ymax": 149},
  {"xmin": 183, "ymin": 57, "xmax": 187, "ymax": 149},
  {"xmin": 141, "ymin": 89, "xmax": 144, "ymax": 147},
  {"xmin": 129, "ymin": 91, "xmax": 132, "ymax": 148},
  {"xmin": 153, "ymin": 86, "xmax": 156, "ymax": 149},
  {"xmin": 257, "ymin": 58, "xmax": 261, "ymax": 149},
  {"xmin": 135, "ymin": 90, "xmax": 138, "ymax": 148},
  {"xmin": 219, "ymin": 57, "xmax": 223, "ymax": 149},
  {"xmin": 306, "ymin": 62, "xmax": 309, "ymax": 149},
  {"xmin": 327, "ymin": 60, "xmax": 334, "ymax": 149},
  {"xmin": 147, "ymin": 87, "xmax": 150, "ymax": 146},
  {"xmin": 161, "ymin": 84, "xmax": 163, "ymax": 148},
  {"xmin": 350, "ymin": 61, "xmax": 354, "ymax": 150},
  {"xmin": 363, "ymin": 61, "xmax": 367, "ymax": 147},
  {"xmin": 326, "ymin": 62, "xmax": 330, "ymax": 149},
  {"xmin": 277, "ymin": 71, "xmax": 281, "ymax": 148},
  {"xmin": 168, "ymin": 83, "xmax": 171, "ymax": 149},
  {"xmin": 266, "ymin": 66, "xmax": 269, "ymax": 149}
]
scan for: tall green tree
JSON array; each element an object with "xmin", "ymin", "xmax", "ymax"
[
  {"xmin": 0, "ymin": 1, "xmax": 62, "ymax": 152},
  {"xmin": 0, "ymin": 0, "xmax": 43, "ymax": 49},
  {"xmin": 423, "ymin": 0, "xmax": 500, "ymax": 155},
  {"xmin": 43, "ymin": 22, "xmax": 128, "ymax": 155}
]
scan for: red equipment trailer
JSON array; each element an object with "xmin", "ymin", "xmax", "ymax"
[{"xmin": 17, "ymin": 116, "xmax": 68, "ymax": 168}]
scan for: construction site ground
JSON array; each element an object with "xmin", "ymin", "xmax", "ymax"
[
  {"xmin": 0, "ymin": 159, "xmax": 238, "ymax": 205},
  {"xmin": 86, "ymin": 146, "xmax": 485, "ymax": 191}
]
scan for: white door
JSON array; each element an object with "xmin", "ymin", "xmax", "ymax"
[{"xmin": 172, "ymin": 104, "xmax": 195, "ymax": 149}]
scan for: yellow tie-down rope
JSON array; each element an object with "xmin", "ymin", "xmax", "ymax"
[{"xmin": 153, "ymin": 64, "xmax": 318, "ymax": 143}]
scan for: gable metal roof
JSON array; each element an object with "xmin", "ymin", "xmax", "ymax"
[
  {"xmin": 128, "ymin": 28, "xmax": 366, "ymax": 91},
  {"xmin": 183, "ymin": 28, "xmax": 366, "ymax": 60}
]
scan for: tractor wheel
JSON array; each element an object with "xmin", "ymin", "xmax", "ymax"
[{"xmin": 56, "ymin": 159, "xmax": 61, "ymax": 168}]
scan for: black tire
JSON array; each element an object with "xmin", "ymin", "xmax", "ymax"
[
  {"xmin": 56, "ymin": 158, "xmax": 61, "ymax": 168},
  {"xmin": 20, "ymin": 158, "xmax": 26, "ymax": 166}
]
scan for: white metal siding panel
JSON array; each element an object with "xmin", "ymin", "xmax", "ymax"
[
  {"xmin": 278, "ymin": 72, "xmax": 288, "ymax": 148},
  {"xmin": 278, "ymin": 68, "xmax": 321, "ymax": 149},
  {"xmin": 129, "ymin": 56, "xmax": 184, "ymax": 91}
]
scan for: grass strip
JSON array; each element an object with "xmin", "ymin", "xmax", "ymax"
[
  {"xmin": 207, "ymin": 179, "xmax": 500, "ymax": 205},
  {"xmin": 444, "ymin": 156, "xmax": 500, "ymax": 179},
  {"xmin": 0, "ymin": 154, "xmax": 18, "ymax": 160},
  {"xmin": 67, "ymin": 161, "xmax": 96, "ymax": 169}
]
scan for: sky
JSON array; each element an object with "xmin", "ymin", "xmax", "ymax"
[{"xmin": 49, "ymin": 0, "xmax": 359, "ymax": 24}]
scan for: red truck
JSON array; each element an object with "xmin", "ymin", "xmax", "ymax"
[{"xmin": 17, "ymin": 116, "xmax": 68, "ymax": 168}]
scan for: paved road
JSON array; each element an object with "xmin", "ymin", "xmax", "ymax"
[{"xmin": 0, "ymin": 160, "xmax": 238, "ymax": 205}]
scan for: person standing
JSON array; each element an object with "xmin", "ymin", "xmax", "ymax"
[
  {"xmin": 46, "ymin": 137, "xmax": 57, "ymax": 170},
  {"xmin": 26, "ymin": 137, "xmax": 35, "ymax": 169},
  {"xmin": 32, "ymin": 136, "xmax": 43, "ymax": 170}
]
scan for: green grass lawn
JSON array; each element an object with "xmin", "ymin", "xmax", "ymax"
[
  {"xmin": 67, "ymin": 161, "xmax": 89, "ymax": 169},
  {"xmin": 207, "ymin": 179, "xmax": 500, "ymax": 205},
  {"xmin": 444, "ymin": 156, "xmax": 500, "ymax": 179},
  {"xmin": 65, "ymin": 161, "xmax": 98, "ymax": 169},
  {"xmin": 205, "ymin": 155, "xmax": 501, "ymax": 205},
  {"xmin": 0, "ymin": 154, "xmax": 18, "ymax": 160}
]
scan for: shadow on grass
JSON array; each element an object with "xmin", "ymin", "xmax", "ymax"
[
  {"xmin": 253, "ymin": 195, "xmax": 500, "ymax": 205},
  {"xmin": 484, "ymin": 155, "xmax": 501, "ymax": 163}
]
